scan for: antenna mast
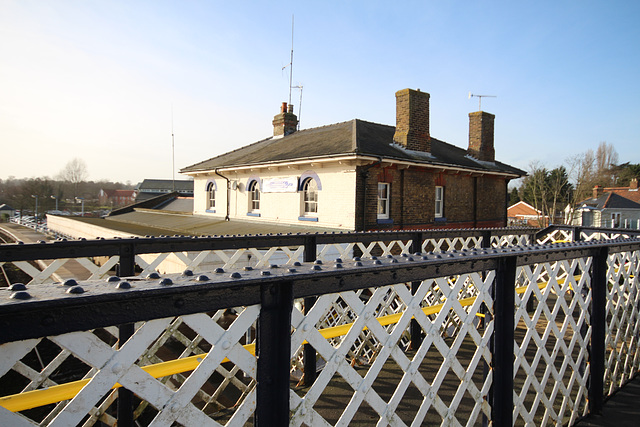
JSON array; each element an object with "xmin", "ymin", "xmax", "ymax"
[
  {"xmin": 468, "ymin": 92, "xmax": 497, "ymax": 111},
  {"xmin": 171, "ymin": 105, "xmax": 175, "ymax": 192},
  {"xmin": 288, "ymin": 15, "xmax": 294, "ymax": 106}
]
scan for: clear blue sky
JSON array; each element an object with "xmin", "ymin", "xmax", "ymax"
[{"xmin": 1, "ymin": 0, "xmax": 638, "ymax": 185}]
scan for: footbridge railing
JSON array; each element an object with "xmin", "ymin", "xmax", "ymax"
[{"xmin": 0, "ymin": 227, "xmax": 639, "ymax": 426}]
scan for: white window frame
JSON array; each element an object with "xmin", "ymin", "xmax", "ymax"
[
  {"xmin": 611, "ymin": 212, "xmax": 621, "ymax": 228},
  {"xmin": 206, "ymin": 182, "xmax": 215, "ymax": 210},
  {"xmin": 435, "ymin": 186, "xmax": 444, "ymax": 218},
  {"xmin": 248, "ymin": 181, "xmax": 260, "ymax": 212},
  {"xmin": 377, "ymin": 182, "xmax": 390, "ymax": 219},
  {"xmin": 302, "ymin": 178, "xmax": 318, "ymax": 216}
]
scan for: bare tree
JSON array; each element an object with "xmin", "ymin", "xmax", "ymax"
[{"xmin": 58, "ymin": 158, "xmax": 88, "ymax": 197}]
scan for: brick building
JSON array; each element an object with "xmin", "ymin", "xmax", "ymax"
[{"xmin": 181, "ymin": 88, "xmax": 525, "ymax": 231}]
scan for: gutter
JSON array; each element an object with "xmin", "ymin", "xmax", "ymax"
[
  {"xmin": 215, "ymin": 168, "xmax": 231, "ymax": 221},
  {"xmin": 360, "ymin": 157, "xmax": 383, "ymax": 231}
]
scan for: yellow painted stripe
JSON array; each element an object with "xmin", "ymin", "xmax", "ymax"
[{"xmin": 2, "ymin": 269, "xmax": 601, "ymax": 413}]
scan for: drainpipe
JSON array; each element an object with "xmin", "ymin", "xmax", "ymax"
[
  {"xmin": 359, "ymin": 157, "xmax": 383, "ymax": 231},
  {"xmin": 215, "ymin": 168, "xmax": 231, "ymax": 221}
]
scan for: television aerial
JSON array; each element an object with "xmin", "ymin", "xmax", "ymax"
[{"xmin": 468, "ymin": 92, "xmax": 496, "ymax": 111}]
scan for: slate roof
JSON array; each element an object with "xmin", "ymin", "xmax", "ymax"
[
  {"xmin": 580, "ymin": 193, "xmax": 640, "ymax": 210},
  {"xmin": 181, "ymin": 119, "xmax": 525, "ymax": 177}
]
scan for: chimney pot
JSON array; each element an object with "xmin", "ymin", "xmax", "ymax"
[{"xmin": 273, "ymin": 102, "xmax": 298, "ymax": 137}]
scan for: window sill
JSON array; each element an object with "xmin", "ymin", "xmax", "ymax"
[
  {"xmin": 377, "ymin": 218, "xmax": 393, "ymax": 224},
  {"xmin": 298, "ymin": 216, "xmax": 318, "ymax": 222},
  {"xmin": 247, "ymin": 212, "xmax": 261, "ymax": 217},
  {"xmin": 205, "ymin": 209, "xmax": 216, "ymax": 213}
]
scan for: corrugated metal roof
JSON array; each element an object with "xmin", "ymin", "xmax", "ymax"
[{"xmin": 181, "ymin": 119, "xmax": 525, "ymax": 177}]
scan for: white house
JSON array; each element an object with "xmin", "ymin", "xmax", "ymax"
[{"xmin": 181, "ymin": 89, "xmax": 525, "ymax": 232}]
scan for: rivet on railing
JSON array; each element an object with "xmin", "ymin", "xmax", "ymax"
[
  {"xmin": 354, "ymin": 261, "xmax": 363, "ymax": 267},
  {"xmin": 288, "ymin": 268, "xmax": 297, "ymax": 273},
  {"xmin": 160, "ymin": 278, "xmax": 173, "ymax": 286},
  {"xmin": 66, "ymin": 286, "xmax": 85, "ymax": 294},
  {"xmin": 373, "ymin": 260, "xmax": 382, "ymax": 265},
  {"xmin": 196, "ymin": 275, "xmax": 210, "ymax": 282},
  {"xmin": 10, "ymin": 291, "xmax": 31, "ymax": 300},
  {"xmin": 314, "ymin": 259, "xmax": 323, "ymax": 265},
  {"xmin": 334, "ymin": 263, "xmax": 343, "ymax": 269},
  {"xmin": 261, "ymin": 271, "xmax": 271, "ymax": 276},
  {"xmin": 107, "ymin": 276, "xmax": 120, "ymax": 282},
  {"xmin": 230, "ymin": 272, "xmax": 242, "ymax": 279},
  {"xmin": 293, "ymin": 261, "xmax": 302, "ymax": 267},
  {"xmin": 270, "ymin": 264, "xmax": 279, "ymax": 269},
  {"xmin": 335, "ymin": 258, "xmax": 343, "ymax": 263},
  {"xmin": 147, "ymin": 272, "xmax": 160, "ymax": 279},
  {"xmin": 390, "ymin": 258, "xmax": 399, "ymax": 263},
  {"xmin": 62, "ymin": 279, "xmax": 78, "ymax": 287},
  {"xmin": 116, "ymin": 281, "xmax": 131, "ymax": 289},
  {"xmin": 182, "ymin": 269, "xmax": 193, "ymax": 276},
  {"xmin": 371, "ymin": 256, "xmax": 378, "ymax": 260},
  {"xmin": 244, "ymin": 266, "xmax": 253, "ymax": 271},
  {"xmin": 353, "ymin": 257, "xmax": 361, "ymax": 261},
  {"xmin": 8, "ymin": 283, "xmax": 26, "ymax": 291},
  {"xmin": 407, "ymin": 257, "xmax": 414, "ymax": 261},
  {"xmin": 311, "ymin": 265, "xmax": 322, "ymax": 271}
]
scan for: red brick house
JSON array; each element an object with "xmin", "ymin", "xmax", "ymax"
[
  {"xmin": 181, "ymin": 88, "xmax": 525, "ymax": 231},
  {"xmin": 98, "ymin": 189, "xmax": 136, "ymax": 207}
]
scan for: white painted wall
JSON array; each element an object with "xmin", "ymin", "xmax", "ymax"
[{"xmin": 192, "ymin": 165, "xmax": 357, "ymax": 230}]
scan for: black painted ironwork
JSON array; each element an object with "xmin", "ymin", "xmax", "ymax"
[{"xmin": 1, "ymin": 228, "xmax": 639, "ymax": 425}]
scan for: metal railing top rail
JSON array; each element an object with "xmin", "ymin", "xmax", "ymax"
[
  {"xmin": 536, "ymin": 224, "xmax": 640, "ymax": 240},
  {"xmin": 0, "ymin": 227, "xmax": 539, "ymax": 262},
  {"xmin": 2, "ymin": 237, "xmax": 639, "ymax": 345}
]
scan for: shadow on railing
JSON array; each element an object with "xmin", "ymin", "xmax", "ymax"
[{"xmin": 0, "ymin": 227, "xmax": 639, "ymax": 426}]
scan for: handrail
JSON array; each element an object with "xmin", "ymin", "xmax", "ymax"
[{"xmin": 0, "ymin": 275, "xmax": 560, "ymax": 413}]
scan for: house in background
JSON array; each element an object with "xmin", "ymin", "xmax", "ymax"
[
  {"xmin": 98, "ymin": 189, "xmax": 136, "ymax": 207},
  {"xmin": 507, "ymin": 201, "xmax": 548, "ymax": 227},
  {"xmin": 135, "ymin": 179, "xmax": 194, "ymax": 202},
  {"xmin": 0, "ymin": 203, "xmax": 16, "ymax": 221},
  {"xmin": 181, "ymin": 88, "xmax": 526, "ymax": 232},
  {"xmin": 570, "ymin": 179, "xmax": 640, "ymax": 229}
]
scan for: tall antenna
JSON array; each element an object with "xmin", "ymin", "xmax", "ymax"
[
  {"xmin": 282, "ymin": 15, "xmax": 304, "ymax": 126},
  {"xmin": 171, "ymin": 104, "xmax": 175, "ymax": 192},
  {"xmin": 288, "ymin": 15, "xmax": 294, "ymax": 106},
  {"xmin": 468, "ymin": 92, "xmax": 497, "ymax": 111}
]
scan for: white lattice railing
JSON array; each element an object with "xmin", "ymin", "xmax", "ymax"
[{"xmin": 1, "ymin": 230, "xmax": 640, "ymax": 426}]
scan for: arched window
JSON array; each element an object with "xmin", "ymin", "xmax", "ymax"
[
  {"xmin": 248, "ymin": 180, "xmax": 260, "ymax": 212},
  {"xmin": 206, "ymin": 181, "xmax": 216, "ymax": 211},
  {"xmin": 302, "ymin": 178, "xmax": 318, "ymax": 215}
]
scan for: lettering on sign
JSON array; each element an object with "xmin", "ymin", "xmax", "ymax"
[{"xmin": 262, "ymin": 177, "xmax": 299, "ymax": 193}]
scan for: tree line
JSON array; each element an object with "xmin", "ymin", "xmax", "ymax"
[
  {"xmin": 510, "ymin": 142, "xmax": 640, "ymax": 226},
  {"xmin": 0, "ymin": 158, "xmax": 133, "ymax": 218}
]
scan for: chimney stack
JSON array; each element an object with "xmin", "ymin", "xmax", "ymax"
[
  {"xmin": 630, "ymin": 178, "xmax": 638, "ymax": 190},
  {"xmin": 593, "ymin": 185, "xmax": 603, "ymax": 199},
  {"xmin": 393, "ymin": 89, "xmax": 430, "ymax": 152},
  {"xmin": 272, "ymin": 102, "xmax": 298, "ymax": 136},
  {"xmin": 468, "ymin": 111, "xmax": 495, "ymax": 162}
]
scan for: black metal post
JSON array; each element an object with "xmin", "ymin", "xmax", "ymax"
[
  {"xmin": 303, "ymin": 235, "xmax": 317, "ymax": 386},
  {"xmin": 589, "ymin": 246, "xmax": 608, "ymax": 415},
  {"xmin": 409, "ymin": 232, "xmax": 423, "ymax": 350},
  {"xmin": 117, "ymin": 243, "xmax": 136, "ymax": 427},
  {"xmin": 491, "ymin": 255, "xmax": 516, "ymax": 426},
  {"xmin": 255, "ymin": 280, "xmax": 293, "ymax": 426}
]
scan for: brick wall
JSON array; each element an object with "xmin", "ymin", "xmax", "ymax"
[{"xmin": 356, "ymin": 164, "xmax": 507, "ymax": 231}]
